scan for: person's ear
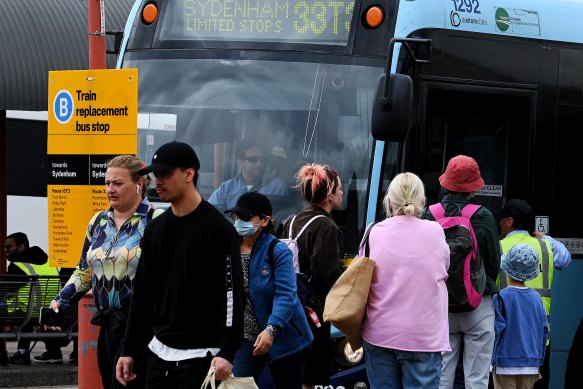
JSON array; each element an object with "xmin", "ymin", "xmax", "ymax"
[{"xmin": 261, "ymin": 216, "xmax": 271, "ymax": 227}]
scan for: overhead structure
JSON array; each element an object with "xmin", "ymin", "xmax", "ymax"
[{"xmin": 0, "ymin": 0, "xmax": 133, "ymax": 111}]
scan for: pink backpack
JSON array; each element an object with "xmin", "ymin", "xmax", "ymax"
[{"xmin": 429, "ymin": 203, "xmax": 487, "ymax": 312}]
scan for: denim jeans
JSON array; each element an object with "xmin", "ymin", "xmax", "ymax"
[{"xmin": 364, "ymin": 340, "xmax": 442, "ymax": 389}]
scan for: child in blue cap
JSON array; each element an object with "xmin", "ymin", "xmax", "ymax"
[{"xmin": 491, "ymin": 244, "xmax": 549, "ymax": 388}]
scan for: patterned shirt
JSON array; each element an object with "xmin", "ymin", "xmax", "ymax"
[
  {"xmin": 241, "ymin": 252, "xmax": 260, "ymax": 341},
  {"xmin": 54, "ymin": 199, "xmax": 161, "ymax": 311}
]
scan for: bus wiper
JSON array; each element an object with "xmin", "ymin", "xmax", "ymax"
[{"xmin": 303, "ymin": 67, "xmax": 326, "ymax": 157}]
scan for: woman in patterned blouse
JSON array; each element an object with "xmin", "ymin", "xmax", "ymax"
[{"xmin": 47, "ymin": 155, "xmax": 163, "ymax": 389}]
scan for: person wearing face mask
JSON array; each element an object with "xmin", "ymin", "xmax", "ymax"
[{"xmin": 226, "ymin": 191, "xmax": 313, "ymax": 388}]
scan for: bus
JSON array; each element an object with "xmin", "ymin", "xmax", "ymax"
[
  {"xmin": 370, "ymin": 1, "xmax": 583, "ymax": 388},
  {"xmin": 116, "ymin": 0, "xmax": 582, "ymax": 387}
]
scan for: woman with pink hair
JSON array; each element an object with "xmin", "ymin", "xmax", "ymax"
[{"xmin": 281, "ymin": 163, "xmax": 343, "ymax": 389}]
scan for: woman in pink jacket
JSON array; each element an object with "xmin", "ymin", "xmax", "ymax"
[{"xmin": 360, "ymin": 172, "xmax": 450, "ymax": 388}]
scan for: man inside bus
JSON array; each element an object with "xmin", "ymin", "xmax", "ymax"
[{"xmin": 208, "ymin": 140, "xmax": 289, "ymax": 212}]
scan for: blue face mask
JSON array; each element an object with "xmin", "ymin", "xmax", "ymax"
[{"xmin": 234, "ymin": 219, "xmax": 258, "ymax": 237}]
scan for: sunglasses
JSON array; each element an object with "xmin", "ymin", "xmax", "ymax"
[{"xmin": 244, "ymin": 156, "xmax": 265, "ymax": 164}]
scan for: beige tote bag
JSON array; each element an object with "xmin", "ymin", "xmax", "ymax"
[{"xmin": 323, "ymin": 223, "xmax": 376, "ymax": 350}]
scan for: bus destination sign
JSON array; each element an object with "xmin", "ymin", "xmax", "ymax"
[{"xmin": 161, "ymin": 0, "xmax": 357, "ymax": 45}]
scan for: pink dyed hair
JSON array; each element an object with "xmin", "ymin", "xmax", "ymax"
[{"xmin": 296, "ymin": 163, "xmax": 339, "ymax": 204}]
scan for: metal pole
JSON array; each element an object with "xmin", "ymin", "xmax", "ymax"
[
  {"xmin": 79, "ymin": 1, "xmax": 106, "ymax": 387},
  {"xmin": 88, "ymin": 0, "xmax": 106, "ymax": 69},
  {"xmin": 0, "ymin": 110, "xmax": 6, "ymax": 275}
]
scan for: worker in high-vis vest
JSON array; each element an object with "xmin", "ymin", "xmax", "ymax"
[
  {"xmin": 1, "ymin": 232, "xmax": 62, "ymax": 366},
  {"xmin": 498, "ymin": 199, "xmax": 572, "ymax": 389}
]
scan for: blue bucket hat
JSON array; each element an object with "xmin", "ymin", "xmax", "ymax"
[{"xmin": 501, "ymin": 244, "xmax": 540, "ymax": 281}]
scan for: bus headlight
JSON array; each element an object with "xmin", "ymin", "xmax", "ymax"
[{"xmin": 336, "ymin": 339, "xmax": 364, "ymax": 365}]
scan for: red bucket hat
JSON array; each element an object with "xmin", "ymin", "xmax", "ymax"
[{"xmin": 439, "ymin": 155, "xmax": 485, "ymax": 193}]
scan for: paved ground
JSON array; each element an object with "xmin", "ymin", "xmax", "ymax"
[{"xmin": 1, "ymin": 339, "xmax": 78, "ymax": 388}]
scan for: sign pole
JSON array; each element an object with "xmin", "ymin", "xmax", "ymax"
[
  {"xmin": 88, "ymin": 0, "xmax": 106, "ymax": 70},
  {"xmin": 79, "ymin": 0, "xmax": 109, "ymax": 381}
]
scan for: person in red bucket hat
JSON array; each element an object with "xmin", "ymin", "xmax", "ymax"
[
  {"xmin": 439, "ymin": 155, "xmax": 485, "ymax": 193},
  {"xmin": 424, "ymin": 155, "xmax": 501, "ymax": 389}
]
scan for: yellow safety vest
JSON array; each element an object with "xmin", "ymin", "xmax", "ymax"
[
  {"xmin": 7, "ymin": 261, "xmax": 60, "ymax": 314},
  {"xmin": 499, "ymin": 233, "xmax": 554, "ymax": 316}
]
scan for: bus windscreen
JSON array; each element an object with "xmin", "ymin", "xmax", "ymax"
[{"xmin": 159, "ymin": 0, "xmax": 357, "ymax": 45}]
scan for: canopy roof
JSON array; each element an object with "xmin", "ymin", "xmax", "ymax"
[{"xmin": 0, "ymin": 0, "xmax": 134, "ymax": 111}]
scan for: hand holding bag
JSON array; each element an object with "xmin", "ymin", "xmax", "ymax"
[
  {"xmin": 201, "ymin": 367, "xmax": 259, "ymax": 389},
  {"xmin": 323, "ymin": 223, "xmax": 376, "ymax": 350}
]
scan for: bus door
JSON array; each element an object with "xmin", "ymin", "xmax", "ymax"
[{"xmin": 413, "ymin": 80, "xmax": 537, "ymax": 216}]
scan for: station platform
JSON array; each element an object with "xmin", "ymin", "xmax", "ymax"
[{"xmin": 1, "ymin": 339, "xmax": 78, "ymax": 388}]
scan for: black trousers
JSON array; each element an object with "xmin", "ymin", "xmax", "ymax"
[
  {"xmin": 97, "ymin": 322, "xmax": 146, "ymax": 389},
  {"xmin": 144, "ymin": 351, "xmax": 214, "ymax": 389}
]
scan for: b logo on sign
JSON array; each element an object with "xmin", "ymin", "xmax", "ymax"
[{"xmin": 53, "ymin": 90, "xmax": 74, "ymax": 124}]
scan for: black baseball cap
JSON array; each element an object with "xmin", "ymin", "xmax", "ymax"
[
  {"xmin": 225, "ymin": 191, "xmax": 273, "ymax": 217},
  {"xmin": 500, "ymin": 199, "xmax": 535, "ymax": 228},
  {"xmin": 137, "ymin": 141, "xmax": 200, "ymax": 174}
]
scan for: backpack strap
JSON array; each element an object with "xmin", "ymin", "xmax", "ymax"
[
  {"xmin": 428, "ymin": 203, "xmax": 446, "ymax": 220},
  {"xmin": 287, "ymin": 215, "xmax": 297, "ymax": 239},
  {"xmin": 268, "ymin": 237, "xmax": 278, "ymax": 266},
  {"xmin": 294, "ymin": 215, "xmax": 326, "ymax": 240},
  {"xmin": 429, "ymin": 203, "xmax": 481, "ymax": 220},
  {"xmin": 460, "ymin": 204, "xmax": 481, "ymax": 219}
]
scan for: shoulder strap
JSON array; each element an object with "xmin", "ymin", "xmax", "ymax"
[
  {"xmin": 360, "ymin": 222, "xmax": 377, "ymax": 257},
  {"xmin": 268, "ymin": 237, "xmax": 278, "ymax": 266},
  {"xmin": 428, "ymin": 203, "xmax": 446, "ymax": 220},
  {"xmin": 287, "ymin": 215, "xmax": 297, "ymax": 239},
  {"xmin": 461, "ymin": 204, "xmax": 481, "ymax": 219},
  {"xmin": 430, "ymin": 203, "xmax": 481, "ymax": 220},
  {"xmin": 294, "ymin": 215, "xmax": 326, "ymax": 240}
]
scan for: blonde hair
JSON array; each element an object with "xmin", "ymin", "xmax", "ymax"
[
  {"xmin": 295, "ymin": 163, "xmax": 340, "ymax": 204},
  {"xmin": 383, "ymin": 172, "xmax": 426, "ymax": 217},
  {"xmin": 106, "ymin": 155, "xmax": 151, "ymax": 199}
]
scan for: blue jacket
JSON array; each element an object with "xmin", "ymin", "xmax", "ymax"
[
  {"xmin": 248, "ymin": 232, "xmax": 313, "ymax": 361},
  {"xmin": 208, "ymin": 174, "xmax": 288, "ymax": 211},
  {"xmin": 492, "ymin": 287, "xmax": 548, "ymax": 368}
]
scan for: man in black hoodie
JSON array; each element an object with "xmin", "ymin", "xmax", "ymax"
[
  {"xmin": 116, "ymin": 142, "xmax": 243, "ymax": 388},
  {"xmin": 1, "ymin": 232, "xmax": 62, "ymax": 365}
]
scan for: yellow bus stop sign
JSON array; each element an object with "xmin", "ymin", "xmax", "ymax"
[{"xmin": 47, "ymin": 69, "xmax": 138, "ymax": 267}]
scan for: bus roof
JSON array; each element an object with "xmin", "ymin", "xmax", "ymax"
[{"xmin": 396, "ymin": 0, "xmax": 583, "ymax": 45}]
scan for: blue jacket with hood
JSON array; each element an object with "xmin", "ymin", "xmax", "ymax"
[{"xmin": 246, "ymin": 232, "xmax": 313, "ymax": 360}]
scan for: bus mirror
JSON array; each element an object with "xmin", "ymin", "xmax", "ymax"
[{"xmin": 371, "ymin": 73, "xmax": 413, "ymax": 142}]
